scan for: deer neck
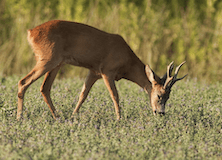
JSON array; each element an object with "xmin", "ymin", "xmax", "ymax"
[{"xmin": 125, "ymin": 61, "xmax": 152, "ymax": 96}]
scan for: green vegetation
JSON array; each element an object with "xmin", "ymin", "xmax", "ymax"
[
  {"xmin": 0, "ymin": 0, "xmax": 222, "ymax": 158},
  {"xmin": 0, "ymin": 0, "xmax": 222, "ymax": 82},
  {"xmin": 0, "ymin": 76, "xmax": 221, "ymax": 159}
]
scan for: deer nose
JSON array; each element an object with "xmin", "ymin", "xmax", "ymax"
[
  {"xmin": 153, "ymin": 110, "xmax": 156, "ymax": 115},
  {"xmin": 158, "ymin": 112, "xmax": 165, "ymax": 116}
]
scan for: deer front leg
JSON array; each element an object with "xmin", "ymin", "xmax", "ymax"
[
  {"xmin": 71, "ymin": 71, "xmax": 100, "ymax": 117},
  {"xmin": 40, "ymin": 66, "xmax": 61, "ymax": 119},
  {"xmin": 102, "ymin": 74, "xmax": 120, "ymax": 120}
]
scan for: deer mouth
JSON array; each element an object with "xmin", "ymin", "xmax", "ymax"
[
  {"xmin": 158, "ymin": 112, "xmax": 165, "ymax": 116},
  {"xmin": 153, "ymin": 110, "xmax": 165, "ymax": 116}
]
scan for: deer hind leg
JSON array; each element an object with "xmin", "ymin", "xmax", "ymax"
[
  {"xmin": 102, "ymin": 74, "xmax": 120, "ymax": 120},
  {"xmin": 17, "ymin": 61, "xmax": 62, "ymax": 120},
  {"xmin": 72, "ymin": 71, "xmax": 100, "ymax": 117},
  {"xmin": 40, "ymin": 65, "xmax": 61, "ymax": 119}
]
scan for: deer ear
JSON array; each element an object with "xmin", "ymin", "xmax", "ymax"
[
  {"xmin": 145, "ymin": 65, "xmax": 161, "ymax": 85},
  {"xmin": 145, "ymin": 65, "xmax": 156, "ymax": 84}
]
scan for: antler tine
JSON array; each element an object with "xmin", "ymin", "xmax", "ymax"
[
  {"xmin": 169, "ymin": 61, "xmax": 187, "ymax": 88},
  {"xmin": 163, "ymin": 61, "xmax": 174, "ymax": 89},
  {"xmin": 174, "ymin": 61, "xmax": 186, "ymax": 75},
  {"xmin": 167, "ymin": 61, "xmax": 174, "ymax": 77},
  {"xmin": 168, "ymin": 61, "xmax": 174, "ymax": 76}
]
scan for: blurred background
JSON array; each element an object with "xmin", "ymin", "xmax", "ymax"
[{"xmin": 0, "ymin": 0, "xmax": 222, "ymax": 82}]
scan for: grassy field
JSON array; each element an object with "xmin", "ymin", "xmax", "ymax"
[{"xmin": 0, "ymin": 76, "xmax": 221, "ymax": 159}]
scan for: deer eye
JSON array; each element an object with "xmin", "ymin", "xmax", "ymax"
[{"xmin": 157, "ymin": 95, "xmax": 162, "ymax": 103}]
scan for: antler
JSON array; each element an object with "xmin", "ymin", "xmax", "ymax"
[
  {"xmin": 163, "ymin": 61, "xmax": 187, "ymax": 90},
  {"xmin": 169, "ymin": 61, "xmax": 187, "ymax": 88},
  {"xmin": 163, "ymin": 61, "xmax": 174, "ymax": 89}
]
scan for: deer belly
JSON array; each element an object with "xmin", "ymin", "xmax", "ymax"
[{"xmin": 64, "ymin": 55, "xmax": 101, "ymax": 72}]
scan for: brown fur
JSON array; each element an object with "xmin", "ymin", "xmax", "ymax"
[{"xmin": 17, "ymin": 20, "xmax": 186, "ymax": 120}]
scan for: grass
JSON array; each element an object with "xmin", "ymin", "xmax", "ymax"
[{"xmin": 0, "ymin": 76, "xmax": 221, "ymax": 159}]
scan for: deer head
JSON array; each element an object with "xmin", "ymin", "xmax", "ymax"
[{"xmin": 145, "ymin": 61, "xmax": 187, "ymax": 115}]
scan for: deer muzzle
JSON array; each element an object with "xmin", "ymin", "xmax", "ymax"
[{"xmin": 153, "ymin": 110, "xmax": 165, "ymax": 116}]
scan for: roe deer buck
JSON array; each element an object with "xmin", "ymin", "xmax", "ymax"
[{"xmin": 17, "ymin": 20, "xmax": 187, "ymax": 120}]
